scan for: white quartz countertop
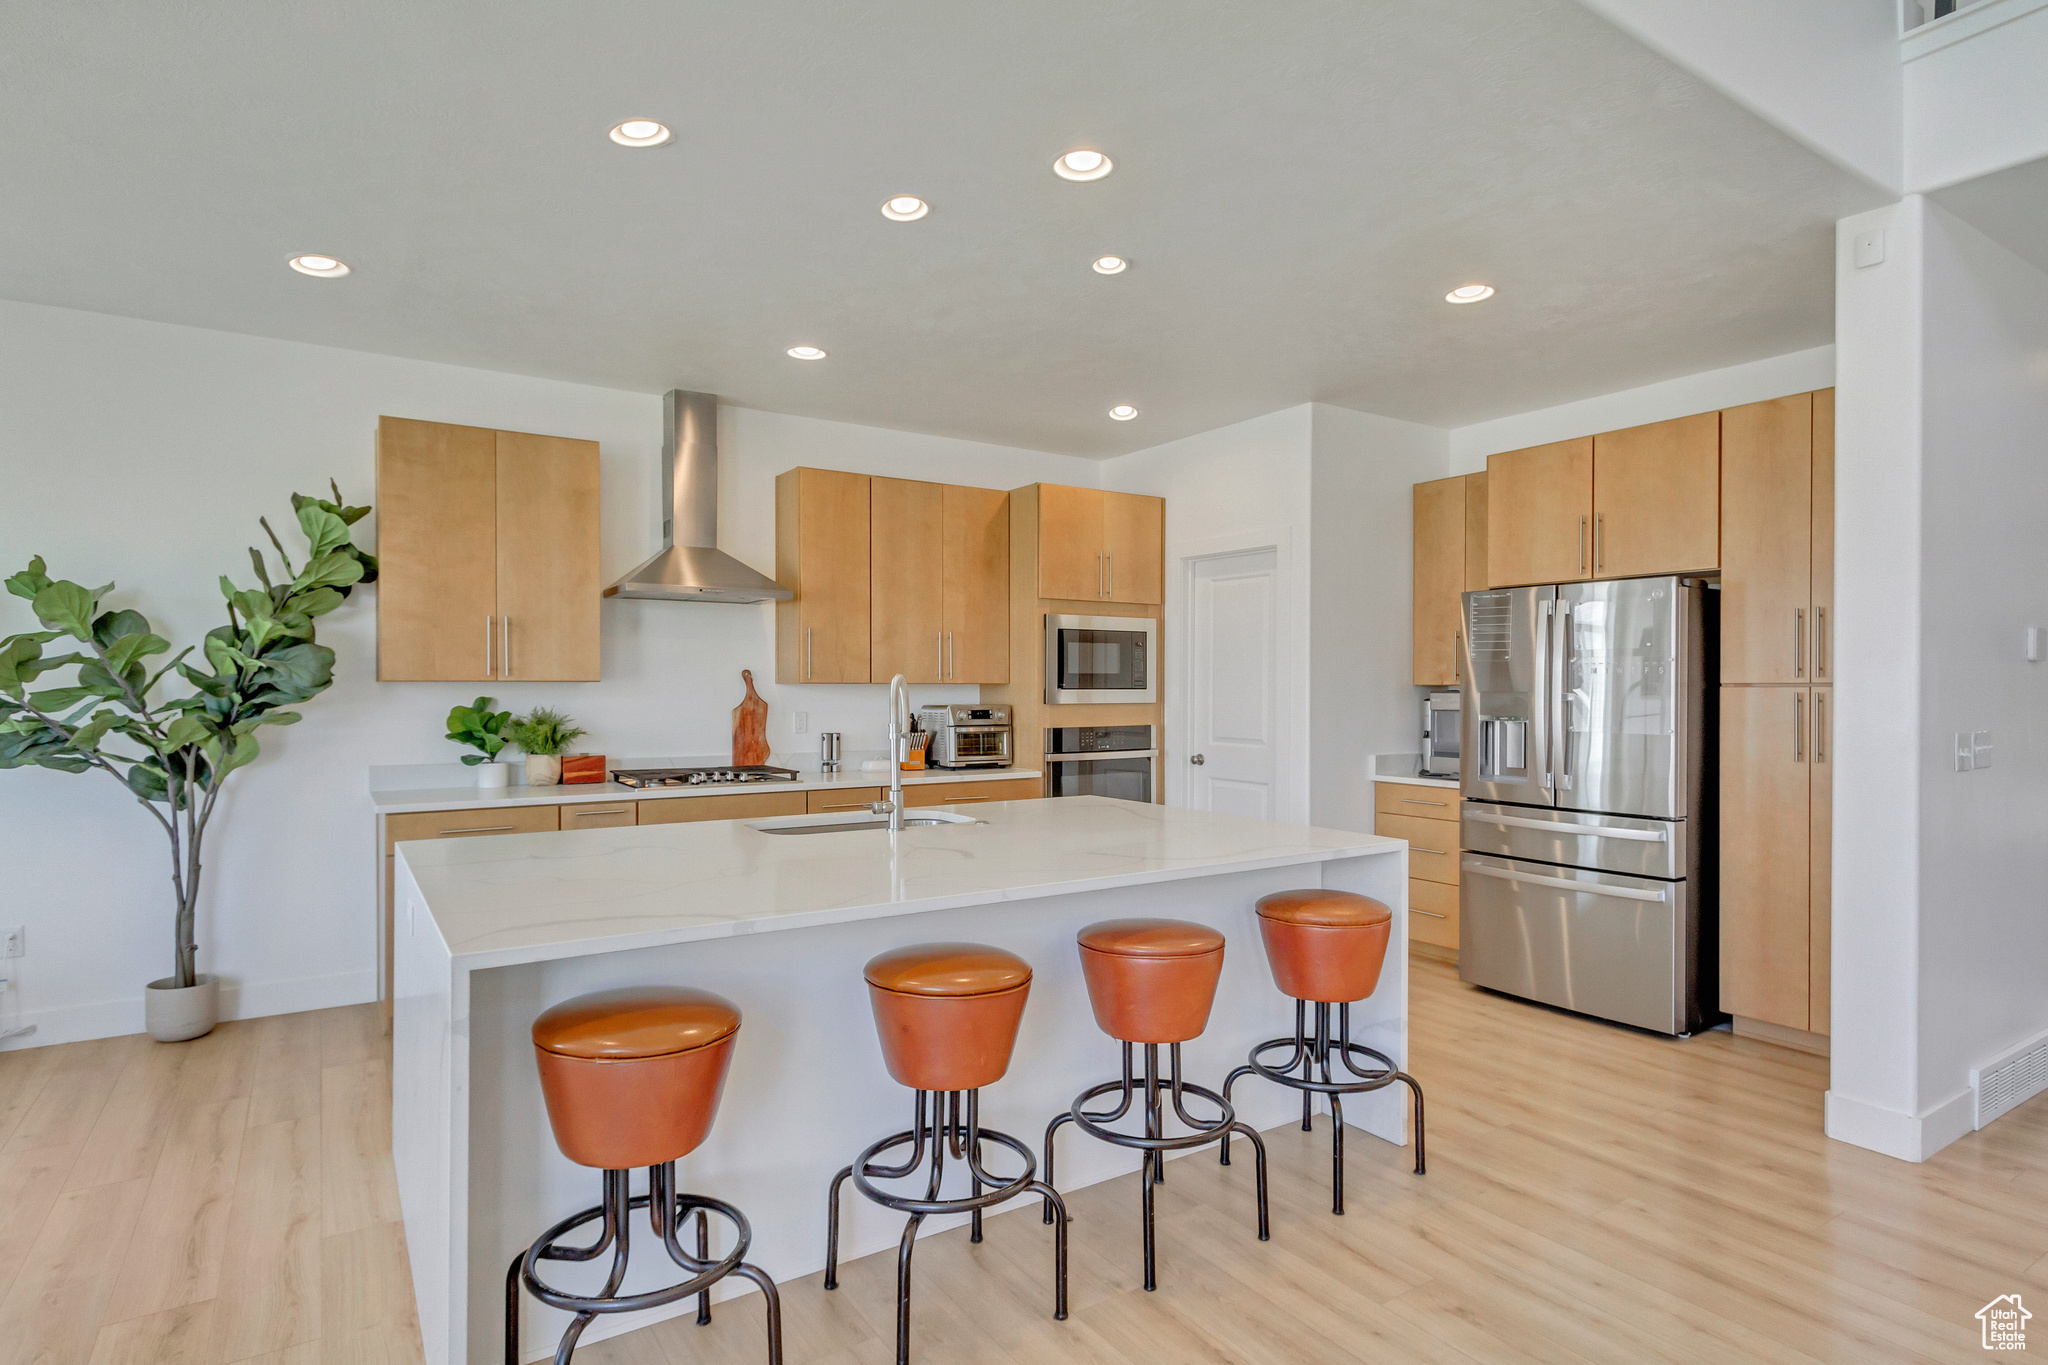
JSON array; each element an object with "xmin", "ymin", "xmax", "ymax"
[
  {"xmin": 395, "ymin": 796, "xmax": 1402, "ymax": 972},
  {"xmin": 372, "ymin": 765, "xmax": 1040, "ymax": 815},
  {"xmin": 1372, "ymin": 772, "xmax": 1459, "ymax": 791}
]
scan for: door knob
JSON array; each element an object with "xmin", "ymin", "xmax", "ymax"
[{"xmin": 1190, "ymin": 754, "xmax": 1206, "ymax": 765}]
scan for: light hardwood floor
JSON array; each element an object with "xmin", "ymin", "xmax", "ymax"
[{"xmin": 6, "ymin": 958, "xmax": 2043, "ymax": 1365}]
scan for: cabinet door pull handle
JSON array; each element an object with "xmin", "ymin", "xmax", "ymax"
[
  {"xmin": 1454, "ymin": 630, "xmax": 1461, "ymax": 683},
  {"xmin": 502, "ymin": 616, "xmax": 512, "ymax": 678},
  {"xmin": 947, "ymin": 631, "xmax": 955, "ymax": 681},
  {"xmin": 938, "ymin": 632, "xmax": 945, "ymax": 678},
  {"xmin": 436, "ymin": 825, "xmax": 515, "ymax": 835},
  {"xmin": 1794, "ymin": 691, "xmax": 1805, "ymax": 763},
  {"xmin": 1578, "ymin": 516, "xmax": 1587, "ymax": 575},
  {"xmin": 1410, "ymin": 908, "xmax": 1448, "ymax": 919},
  {"xmin": 806, "ymin": 627, "xmax": 814, "ymax": 681},
  {"xmin": 1400, "ymin": 797, "xmax": 1447, "ymax": 807},
  {"xmin": 1595, "ymin": 513, "xmax": 1604, "ymax": 574},
  {"xmin": 1097, "ymin": 552, "xmax": 1105, "ymax": 599},
  {"xmin": 1815, "ymin": 691, "xmax": 1826, "ymax": 763},
  {"xmin": 484, "ymin": 615, "xmax": 493, "ymax": 678},
  {"xmin": 1816, "ymin": 607, "xmax": 1827, "ymax": 679},
  {"xmin": 1794, "ymin": 608, "xmax": 1805, "ymax": 679},
  {"xmin": 1107, "ymin": 551, "xmax": 1114, "ymax": 598}
]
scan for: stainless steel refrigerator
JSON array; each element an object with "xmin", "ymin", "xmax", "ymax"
[{"xmin": 1456, "ymin": 575, "xmax": 1717, "ymax": 1035}]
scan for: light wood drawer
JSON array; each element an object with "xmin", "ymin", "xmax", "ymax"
[
  {"xmin": 1373, "ymin": 783, "xmax": 1457, "ymax": 819},
  {"xmin": 1373, "ymin": 811, "xmax": 1460, "ymax": 885},
  {"xmin": 809, "ymin": 787, "xmax": 884, "ymax": 814},
  {"xmin": 905, "ymin": 778, "xmax": 1041, "ymax": 807},
  {"xmin": 638, "ymin": 792, "xmax": 808, "ymax": 824},
  {"xmin": 561, "ymin": 803, "xmax": 636, "ymax": 829},
  {"xmin": 1408, "ymin": 878, "xmax": 1459, "ymax": 950},
  {"xmin": 385, "ymin": 805, "xmax": 561, "ymax": 851}
]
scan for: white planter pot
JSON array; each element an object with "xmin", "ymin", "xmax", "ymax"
[
  {"xmin": 476, "ymin": 761, "xmax": 512, "ymax": 789},
  {"xmin": 525, "ymin": 755, "xmax": 562, "ymax": 787},
  {"xmin": 144, "ymin": 973, "xmax": 218, "ymax": 1042}
]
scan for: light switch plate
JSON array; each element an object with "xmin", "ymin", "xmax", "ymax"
[
  {"xmin": 2028, "ymin": 626, "xmax": 2043, "ymax": 662},
  {"xmin": 1853, "ymin": 229, "xmax": 1886, "ymax": 268},
  {"xmin": 0, "ymin": 928, "xmax": 20, "ymax": 959},
  {"xmin": 1954, "ymin": 733, "xmax": 1974, "ymax": 772},
  {"xmin": 793, "ymin": 711, "xmax": 809, "ymax": 734},
  {"xmin": 1973, "ymin": 731, "xmax": 1994, "ymax": 768}
]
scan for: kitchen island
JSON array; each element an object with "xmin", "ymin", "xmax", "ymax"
[{"xmin": 392, "ymin": 796, "xmax": 1407, "ymax": 1365}]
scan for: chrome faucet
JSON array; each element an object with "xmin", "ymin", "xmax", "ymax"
[{"xmin": 869, "ymin": 674, "xmax": 910, "ymax": 832}]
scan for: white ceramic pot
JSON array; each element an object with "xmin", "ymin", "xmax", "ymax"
[
  {"xmin": 525, "ymin": 755, "xmax": 562, "ymax": 787},
  {"xmin": 476, "ymin": 761, "xmax": 512, "ymax": 789},
  {"xmin": 144, "ymin": 973, "xmax": 218, "ymax": 1043}
]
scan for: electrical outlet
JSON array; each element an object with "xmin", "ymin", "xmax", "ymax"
[
  {"xmin": 1, "ymin": 928, "xmax": 21, "ymax": 959},
  {"xmin": 793, "ymin": 711, "xmax": 810, "ymax": 734}
]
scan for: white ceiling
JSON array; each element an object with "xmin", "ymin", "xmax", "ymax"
[{"xmin": 0, "ymin": 1, "xmax": 1882, "ymax": 456}]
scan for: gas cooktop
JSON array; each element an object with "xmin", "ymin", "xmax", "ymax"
[{"xmin": 611, "ymin": 765, "xmax": 801, "ymax": 789}]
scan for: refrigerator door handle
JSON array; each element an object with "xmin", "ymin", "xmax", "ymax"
[
  {"xmin": 1467, "ymin": 811, "xmax": 1668, "ymax": 842},
  {"xmin": 1554, "ymin": 602, "xmax": 1573, "ymax": 791},
  {"xmin": 1462, "ymin": 860, "xmax": 1669, "ymax": 904}
]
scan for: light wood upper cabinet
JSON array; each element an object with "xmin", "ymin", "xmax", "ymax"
[
  {"xmin": 1037, "ymin": 484, "xmax": 1104, "ymax": 601},
  {"xmin": 1592, "ymin": 412, "xmax": 1719, "ymax": 578},
  {"xmin": 375, "ymin": 417, "xmax": 599, "ymax": 682},
  {"xmin": 1030, "ymin": 484, "xmax": 1163, "ymax": 604},
  {"xmin": 1811, "ymin": 389, "xmax": 1834, "ymax": 684},
  {"xmin": 942, "ymin": 484, "xmax": 1009, "ymax": 683},
  {"xmin": 1102, "ymin": 492, "xmax": 1164, "ymax": 604},
  {"xmin": 1486, "ymin": 439, "xmax": 1592, "ymax": 587},
  {"xmin": 1413, "ymin": 476, "xmax": 1467, "ymax": 686},
  {"xmin": 1721, "ymin": 394, "xmax": 1813, "ymax": 685},
  {"xmin": 775, "ymin": 467, "xmax": 871, "ymax": 683},
  {"xmin": 495, "ymin": 430, "xmax": 602, "ymax": 682},
  {"xmin": 870, "ymin": 477, "xmax": 945, "ymax": 683},
  {"xmin": 1718, "ymin": 685, "xmax": 1814, "ymax": 1032},
  {"xmin": 1463, "ymin": 472, "xmax": 1489, "ymax": 592}
]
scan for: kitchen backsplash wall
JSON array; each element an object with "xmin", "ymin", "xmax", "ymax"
[{"xmin": 0, "ymin": 297, "xmax": 1097, "ymax": 1045}]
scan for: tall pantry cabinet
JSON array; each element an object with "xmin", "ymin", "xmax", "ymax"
[{"xmin": 1717, "ymin": 390, "xmax": 1834, "ymax": 1041}]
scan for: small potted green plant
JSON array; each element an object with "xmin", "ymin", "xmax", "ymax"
[
  {"xmin": 509, "ymin": 707, "xmax": 587, "ymax": 787},
  {"xmin": 445, "ymin": 697, "xmax": 514, "ymax": 787}
]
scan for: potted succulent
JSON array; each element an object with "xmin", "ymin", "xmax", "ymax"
[
  {"xmin": 446, "ymin": 697, "xmax": 515, "ymax": 787},
  {"xmin": 509, "ymin": 707, "xmax": 587, "ymax": 787},
  {"xmin": 0, "ymin": 486, "xmax": 374, "ymax": 1041}
]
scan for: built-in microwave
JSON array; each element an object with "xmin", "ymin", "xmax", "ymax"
[{"xmin": 1044, "ymin": 614, "xmax": 1157, "ymax": 705}]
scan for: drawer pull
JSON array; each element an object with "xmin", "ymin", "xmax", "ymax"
[
  {"xmin": 816, "ymin": 801, "xmax": 873, "ymax": 811},
  {"xmin": 1410, "ymin": 908, "xmax": 1448, "ymax": 919},
  {"xmin": 436, "ymin": 825, "xmax": 514, "ymax": 835},
  {"xmin": 1467, "ymin": 810, "xmax": 1667, "ymax": 842},
  {"xmin": 1409, "ymin": 846, "xmax": 1448, "ymax": 856},
  {"xmin": 571, "ymin": 808, "xmax": 629, "ymax": 818},
  {"xmin": 1399, "ymin": 797, "xmax": 1448, "ymax": 807}
]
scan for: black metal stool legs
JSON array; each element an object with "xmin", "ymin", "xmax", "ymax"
[
  {"xmin": 824, "ymin": 1087, "xmax": 1067, "ymax": 1365},
  {"xmin": 506, "ymin": 1164, "xmax": 782, "ymax": 1365},
  {"xmin": 1220, "ymin": 999, "xmax": 1426, "ymax": 1213},
  {"xmin": 1045, "ymin": 1041, "xmax": 1268, "ymax": 1292}
]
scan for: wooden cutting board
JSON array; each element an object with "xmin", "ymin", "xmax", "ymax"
[{"xmin": 732, "ymin": 669, "xmax": 770, "ymax": 766}]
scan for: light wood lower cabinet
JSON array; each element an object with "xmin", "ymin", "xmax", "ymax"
[
  {"xmin": 560, "ymin": 803, "xmax": 636, "ymax": 829},
  {"xmin": 638, "ymin": 792, "xmax": 808, "ymax": 824},
  {"xmin": 1407, "ymin": 878, "xmax": 1460, "ymax": 952},
  {"xmin": 1719, "ymin": 685, "xmax": 1830, "ymax": 1034},
  {"xmin": 1372, "ymin": 785, "xmax": 1461, "ymax": 952},
  {"xmin": 808, "ymin": 787, "xmax": 883, "ymax": 814},
  {"xmin": 905, "ymin": 777, "xmax": 1041, "ymax": 806}
]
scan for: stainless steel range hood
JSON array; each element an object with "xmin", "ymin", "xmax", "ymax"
[{"xmin": 604, "ymin": 390, "xmax": 792, "ymax": 603}]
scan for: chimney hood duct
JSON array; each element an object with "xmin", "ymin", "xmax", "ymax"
[{"xmin": 604, "ymin": 390, "xmax": 792, "ymax": 603}]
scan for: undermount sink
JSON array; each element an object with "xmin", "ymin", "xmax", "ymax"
[{"xmin": 746, "ymin": 810, "xmax": 983, "ymax": 836}]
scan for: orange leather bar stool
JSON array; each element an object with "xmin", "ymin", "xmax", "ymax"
[
  {"xmin": 1043, "ymin": 919, "xmax": 1268, "ymax": 1292},
  {"xmin": 1219, "ymin": 890, "xmax": 1426, "ymax": 1215},
  {"xmin": 825, "ymin": 944, "xmax": 1067, "ymax": 1365},
  {"xmin": 508, "ymin": 987, "xmax": 781, "ymax": 1365}
]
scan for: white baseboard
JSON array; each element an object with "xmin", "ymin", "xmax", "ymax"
[
  {"xmin": 0, "ymin": 967, "xmax": 376, "ymax": 1050},
  {"xmin": 1825, "ymin": 1086, "xmax": 1976, "ymax": 1161}
]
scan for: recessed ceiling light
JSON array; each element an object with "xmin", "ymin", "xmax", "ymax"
[
  {"xmin": 1054, "ymin": 149, "xmax": 1114, "ymax": 181},
  {"xmin": 880, "ymin": 196, "xmax": 930, "ymax": 222},
  {"xmin": 287, "ymin": 254, "xmax": 349, "ymax": 278},
  {"xmin": 1108, "ymin": 405, "xmax": 1138, "ymax": 421},
  {"xmin": 1445, "ymin": 284, "xmax": 1495, "ymax": 304},
  {"xmin": 1092, "ymin": 256, "xmax": 1128, "ymax": 275},
  {"xmin": 609, "ymin": 119, "xmax": 673, "ymax": 148},
  {"xmin": 787, "ymin": 346, "xmax": 827, "ymax": 361}
]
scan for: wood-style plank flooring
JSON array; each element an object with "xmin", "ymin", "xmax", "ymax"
[{"xmin": 4, "ymin": 957, "xmax": 2042, "ymax": 1365}]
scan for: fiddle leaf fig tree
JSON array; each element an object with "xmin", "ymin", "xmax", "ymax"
[{"xmin": 0, "ymin": 484, "xmax": 375, "ymax": 989}]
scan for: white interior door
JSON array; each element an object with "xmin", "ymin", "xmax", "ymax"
[{"xmin": 1187, "ymin": 547, "xmax": 1279, "ymax": 818}]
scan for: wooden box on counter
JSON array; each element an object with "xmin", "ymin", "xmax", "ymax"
[{"xmin": 561, "ymin": 755, "xmax": 607, "ymax": 784}]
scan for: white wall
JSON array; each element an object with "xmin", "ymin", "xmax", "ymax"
[
  {"xmin": 1904, "ymin": 0, "xmax": 2048, "ymax": 191},
  {"xmin": 1572, "ymin": 0, "xmax": 1903, "ymax": 193},
  {"xmin": 1100, "ymin": 407, "xmax": 1315, "ymax": 821},
  {"xmin": 0, "ymin": 298, "xmax": 1095, "ymax": 1047},
  {"xmin": 1446, "ymin": 346, "xmax": 1837, "ymax": 472},
  {"xmin": 1828, "ymin": 195, "xmax": 2048, "ymax": 1160},
  {"xmin": 1308, "ymin": 406, "xmax": 1452, "ymax": 836}
]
